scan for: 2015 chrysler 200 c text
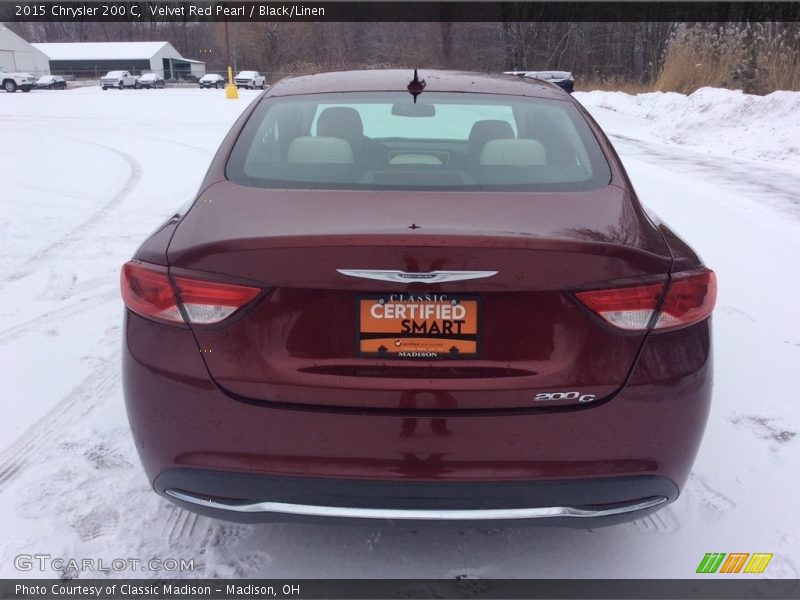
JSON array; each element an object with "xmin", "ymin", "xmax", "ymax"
[{"xmin": 121, "ymin": 70, "xmax": 716, "ymax": 526}]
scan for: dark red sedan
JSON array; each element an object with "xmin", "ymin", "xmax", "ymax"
[{"xmin": 121, "ymin": 70, "xmax": 716, "ymax": 526}]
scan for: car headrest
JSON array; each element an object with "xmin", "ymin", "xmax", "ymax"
[
  {"xmin": 287, "ymin": 136, "xmax": 354, "ymax": 164},
  {"xmin": 479, "ymin": 139, "xmax": 548, "ymax": 166},
  {"xmin": 317, "ymin": 107, "xmax": 364, "ymax": 141},
  {"xmin": 467, "ymin": 120, "xmax": 515, "ymax": 162}
]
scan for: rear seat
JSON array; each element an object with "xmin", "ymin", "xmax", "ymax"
[
  {"xmin": 286, "ymin": 136, "xmax": 354, "ymax": 164},
  {"xmin": 479, "ymin": 139, "xmax": 548, "ymax": 166}
]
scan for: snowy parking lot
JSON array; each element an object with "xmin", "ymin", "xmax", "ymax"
[{"xmin": 0, "ymin": 85, "xmax": 798, "ymax": 579}]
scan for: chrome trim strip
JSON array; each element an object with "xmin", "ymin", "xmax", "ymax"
[
  {"xmin": 165, "ymin": 489, "xmax": 667, "ymax": 520},
  {"xmin": 336, "ymin": 269, "xmax": 498, "ymax": 284}
]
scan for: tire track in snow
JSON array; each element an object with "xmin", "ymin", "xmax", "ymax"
[
  {"xmin": 685, "ymin": 473, "xmax": 736, "ymax": 516},
  {"xmin": 0, "ymin": 351, "xmax": 120, "ymax": 491},
  {"xmin": 608, "ymin": 132, "xmax": 800, "ymax": 216},
  {"xmin": 140, "ymin": 135, "xmax": 215, "ymax": 156},
  {"xmin": 158, "ymin": 504, "xmax": 214, "ymax": 572},
  {"xmin": 626, "ymin": 507, "xmax": 680, "ymax": 534},
  {"xmin": 165, "ymin": 504, "xmax": 212, "ymax": 547},
  {"xmin": 1, "ymin": 113, "xmax": 225, "ymax": 129},
  {"xmin": 0, "ymin": 141, "xmax": 142, "ymax": 288},
  {"xmin": 202, "ymin": 522, "xmax": 276, "ymax": 577},
  {"xmin": 0, "ymin": 288, "xmax": 118, "ymax": 344}
]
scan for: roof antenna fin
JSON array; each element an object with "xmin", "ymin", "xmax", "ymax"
[{"xmin": 407, "ymin": 69, "xmax": 426, "ymax": 103}]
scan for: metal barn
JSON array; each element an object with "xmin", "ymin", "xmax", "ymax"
[
  {"xmin": 32, "ymin": 41, "xmax": 206, "ymax": 80},
  {"xmin": 0, "ymin": 24, "xmax": 50, "ymax": 75}
]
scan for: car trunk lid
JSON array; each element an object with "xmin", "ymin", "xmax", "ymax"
[{"xmin": 166, "ymin": 182, "xmax": 671, "ymax": 411}]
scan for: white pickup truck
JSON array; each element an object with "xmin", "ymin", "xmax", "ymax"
[
  {"xmin": 233, "ymin": 70, "xmax": 267, "ymax": 90},
  {"xmin": 1, "ymin": 67, "xmax": 36, "ymax": 93},
  {"xmin": 101, "ymin": 70, "xmax": 140, "ymax": 90}
]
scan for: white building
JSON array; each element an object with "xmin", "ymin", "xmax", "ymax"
[
  {"xmin": 0, "ymin": 24, "xmax": 50, "ymax": 75},
  {"xmin": 32, "ymin": 41, "xmax": 206, "ymax": 79}
]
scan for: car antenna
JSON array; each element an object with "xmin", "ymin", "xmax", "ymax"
[{"xmin": 407, "ymin": 69, "xmax": 426, "ymax": 103}]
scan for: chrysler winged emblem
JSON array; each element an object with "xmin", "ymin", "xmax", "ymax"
[{"xmin": 336, "ymin": 269, "xmax": 497, "ymax": 284}]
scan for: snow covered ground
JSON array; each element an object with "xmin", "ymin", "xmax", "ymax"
[{"xmin": 0, "ymin": 85, "xmax": 798, "ymax": 579}]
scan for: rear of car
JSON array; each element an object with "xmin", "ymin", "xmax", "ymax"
[
  {"xmin": 525, "ymin": 71, "xmax": 575, "ymax": 93},
  {"xmin": 35, "ymin": 75, "xmax": 66, "ymax": 90},
  {"xmin": 138, "ymin": 74, "xmax": 164, "ymax": 89},
  {"xmin": 199, "ymin": 74, "xmax": 224, "ymax": 89},
  {"xmin": 122, "ymin": 70, "xmax": 714, "ymax": 526}
]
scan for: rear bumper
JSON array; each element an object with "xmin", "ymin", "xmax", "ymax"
[
  {"xmin": 156, "ymin": 468, "xmax": 675, "ymax": 526},
  {"xmin": 123, "ymin": 311, "xmax": 712, "ymax": 525}
]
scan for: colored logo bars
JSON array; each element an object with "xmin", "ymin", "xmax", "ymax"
[{"xmin": 697, "ymin": 553, "xmax": 773, "ymax": 574}]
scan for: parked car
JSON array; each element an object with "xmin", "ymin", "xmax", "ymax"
[
  {"xmin": 137, "ymin": 73, "xmax": 165, "ymax": 89},
  {"xmin": 527, "ymin": 71, "xmax": 575, "ymax": 93},
  {"xmin": 121, "ymin": 69, "xmax": 716, "ymax": 527},
  {"xmin": 35, "ymin": 75, "xmax": 67, "ymax": 90},
  {"xmin": 101, "ymin": 70, "xmax": 139, "ymax": 90},
  {"xmin": 199, "ymin": 73, "xmax": 225, "ymax": 89},
  {"xmin": 1, "ymin": 67, "xmax": 35, "ymax": 92},
  {"xmin": 234, "ymin": 70, "xmax": 267, "ymax": 90},
  {"xmin": 503, "ymin": 71, "xmax": 575, "ymax": 93}
]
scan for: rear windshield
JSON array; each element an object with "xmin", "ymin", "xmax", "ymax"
[{"xmin": 226, "ymin": 92, "xmax": 611, "ymax": 191}]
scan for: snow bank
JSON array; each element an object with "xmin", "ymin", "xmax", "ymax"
[{"xmin": 575, "ymin": 87, "xmax": 800, "ymax": 163}]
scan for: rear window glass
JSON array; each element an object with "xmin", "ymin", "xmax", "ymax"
[{"xmin": 226, "ymin": 92, "xmax": 611, "ymax": 191}]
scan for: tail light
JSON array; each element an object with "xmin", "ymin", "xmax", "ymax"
[
  {"xmin": 575, "ymin": 267, "xmax": 716, "ymax": 332},
  {"xmin": 121, "ymin": 261, "xmax": 261, "ymax": 326},
  {"xmin": 120, "ymin": 261, "xmax": 183, "ymax": 324}
]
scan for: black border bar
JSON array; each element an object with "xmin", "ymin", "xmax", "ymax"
[
  {"xmin": 3, "ymin": 2, "xmax": 800, "ymax": 22},
  {"xmin": 3, "ymin": 578, "xmax": 800, "ymax": 599}
]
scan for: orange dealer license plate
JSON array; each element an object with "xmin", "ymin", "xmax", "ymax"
[{"xmin": 358, "ymin": 294, "xmax": 480, "ymax": 359}]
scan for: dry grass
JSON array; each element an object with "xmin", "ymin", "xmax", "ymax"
[
  {"xmin": 761, "ymin": 45, "xmax": 800, "ymax": 91},
  {"xmin": 656, "ymin": 45, "xmax": 732, "ymax": 94},
  {"xmin": 577, "ymin": 24, "xmax": 800, "ymax": 96},
  {"xmin": 655, "ymin": 23, "xmax": 800, "ymax": 94}
]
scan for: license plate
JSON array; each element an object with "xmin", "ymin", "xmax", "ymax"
[{"xmin": 357, "ymin": 294, "xmax": 479, "ymax": 359}]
